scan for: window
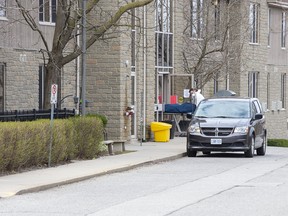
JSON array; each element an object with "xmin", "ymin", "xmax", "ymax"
[
  {"xmin": 39, "ymin": 65, "xmax": 45, "ymax": 109},
  {"xmin": 268, "ymin": 8, "xmax": 271, "ymax": 46},
  {"xmin": 155, "ymin": 0, "xmax": 173, "ymax": 109},
  {"xmin": 248, "ymin": 71, "xmax": 258, "ymax": 98},
  {"xmin": 249, "ymin": 3, "xmax": 259, "ymax": 44},
  {"xmin": 214, "ymin": 2, "xmax": 220, "ymax": 41},
  {"xmin": 131, "ymin": 3, "xmax": 136, "ymax": 71},
  {"xmin": 39, "ymin": 0, "xmax": 56, "ymax": 24},
  {"xmin": 281, "ymin": 73, "xmax": 286, "ymax": 109},
  {"xmin": 251, "ymin": 102, "xmax": 257, "ymax": 117},
  {"xmin": 191, "ymin": 0, "xmax": 203, "ymax": 39},
  {"xmin": 0, "ymin": 63, "xmax": 5, "ymax": 112},
  {"xmin": 253, "ymin": 100, "xmax": 263, "ymax": 113},
  {"xmin": 155, "ymin": 0, "xmax": 173, "ymax": 67},
  {"xmin": 281, "ymin": 12, "xmax": 286, "ymax": 48},
  {"xmin": 156, "ymin": 0, "xmax": 171, "ymax": 32},
  {"xmin": 0, "ymin": 0, "xmax": 6, "ymax": 18},
  {"xmin": 226, "ymin": 73, "xmax": 230, "ymax": 90},
  {"xmin": 213, "ymin": 74, "xmax": 219, "ymax": 94}
]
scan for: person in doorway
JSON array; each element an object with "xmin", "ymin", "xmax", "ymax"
[{"xmin": 189, "ymin": 88, "xmax": 205, "ymax": 106}]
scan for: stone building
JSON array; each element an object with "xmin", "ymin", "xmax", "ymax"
[
  {"xmin": 157, "ymin": 0, "xmax": 288, "ymax": 140},
  {"xmin": 175, "ymin": 0, "xmax": 288, "ymax": 139},
  {"xmin": 0, "ymin": 1, "xmax": 77, "ymax": 112},
  {"xmin": 0, "ymin": 0, "xmax": 287, "ymax": 141}
]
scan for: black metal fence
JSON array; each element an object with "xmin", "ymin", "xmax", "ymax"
[{"xmin": 0, "ymin": 108, "xmax": 76, "ymax": 122}]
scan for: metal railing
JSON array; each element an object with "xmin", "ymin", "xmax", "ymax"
[{"xmin": 0, "ymin": 108, "xmax": 76, "ymax": 122}]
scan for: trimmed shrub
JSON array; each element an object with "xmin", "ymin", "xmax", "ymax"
[
  {"xmin": 85, "ymin": 113, "xmax": 108, "ymax": 127},
  {"xmin": 0, "ymin": 121, "xmax": 49, "ymax": 172},
  {"xmin": 71, "ymin": 117, "xmax": 105, "ymax": 159},
  {"xmin": 0, "ymin": 115, "xmax": 106, "ymax": 174}
]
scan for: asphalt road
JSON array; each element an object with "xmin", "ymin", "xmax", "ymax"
[{"xmin": 0, "ymin": 146, "xmax": 288, "ymax": 216}]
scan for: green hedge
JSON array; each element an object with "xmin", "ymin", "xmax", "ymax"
[
  {"xmin": 0, "ymin": 116, "xmax": 106, "ymax": 174},
  {"xmin": 268, "ymin": 139, "xmax": 288, "ymax": 148}
]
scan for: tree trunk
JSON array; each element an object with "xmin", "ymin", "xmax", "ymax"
[{"xmin": 43, "ymin": 60, "xmax": 62, "ymax": 109}]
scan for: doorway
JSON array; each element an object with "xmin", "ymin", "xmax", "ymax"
[{"xmin": 155, "ymin": 72, "xmax": 170, "ymax": 121}]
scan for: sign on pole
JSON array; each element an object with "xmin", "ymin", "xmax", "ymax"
[
  {"xmin": 49, "ymin": 84, "xmax": 57, "ymax": 167},
  {"xmin": 50, "ymin": 84, "xmax": 58, "ymax": 104}
]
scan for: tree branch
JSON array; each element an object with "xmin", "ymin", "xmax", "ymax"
[
  {"xmin": 62, "ymin": 0, "xmax": 154, "ymax": 65},
  {"xmin": 15, "ymin": 0, "xmax": 52, "ymax": 59}
]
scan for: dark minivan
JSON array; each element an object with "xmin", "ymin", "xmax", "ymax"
[{"xmin": 186, "ymin": 97, "xmax": 267, "ymax": 157}]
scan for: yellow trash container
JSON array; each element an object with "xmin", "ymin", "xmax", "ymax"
[{"xmin": 150, "ymin": 122, "xmax": 172, "ymax": 142}]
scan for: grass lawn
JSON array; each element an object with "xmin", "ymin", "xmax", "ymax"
[{"xmin": 268, "ymin": 139, "xmax": 288, "ymax": 148}]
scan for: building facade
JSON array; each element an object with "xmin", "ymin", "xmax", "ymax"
[
  {"xmin": 0, "ymin": 0, "xmax": 287, "ymax": 141},
  {"xmin": 156, "ymin": 0, "xmax": 288, "ymax": 140},
  {"xmin": 169, "ymin": 0, "xmax": 288, "ymax": 140},
  {"xmin": 0, "ymin": 1, "xmax": 77, "ymax": 112}
]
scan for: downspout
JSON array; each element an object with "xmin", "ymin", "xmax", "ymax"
[
  {"xmin": 76, "ymin": 25, "xmax": 80, "ymax": 114},
  {"xmin": 74, "ymin": 2, "xmax": 81, "ymax": 114},
  {"xmin": 226, "ymin": 0, "xmax": 230, "ymax": 90},
  {"xmin": 172, "ymin": 0, "xmax": 174, "ymax": 95},
  {"xmin": 143, "ymin": 5, "xmax": 147, "ymax": 141}
]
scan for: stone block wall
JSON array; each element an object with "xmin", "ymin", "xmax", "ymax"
[{"xmin": 0, "ymin": 47, "xmax": 76, "ymax": 111}]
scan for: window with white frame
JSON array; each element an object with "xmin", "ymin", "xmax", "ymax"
[
  {"xmin": 281, "ymin": 11, "xmax": 286, "ymax": 48},
  {"xmin": 155, "ymin": 0, "xmax": 173, "ymax": 107},
  {"xmin": 281, "ymin": 73, "xmax": 286, "ymax": 109},
  {"xmin": 0, "ymin": 63, "xmax": 5, "ymax": 112},
  {"xmin": 155, "ymin": 0, "xmax": 173, "ymax": 67},
  {"xmin": 249, "ymin": 3, "xmax": 259, "ymax": 44},
  {"xmin": 191, "ymin": 0, "xmax": 203, "ymax": 39},
  {"xmin": 248, "ymin": 71, "xmax": 258, "ymax": 98},
  {"xmin": 0, "ymin": 0, "xmax": 6, "ymax": 18},
  {"xmin": 268, "ymin": 8, "xmax": 271, "ymax": 46},
  {"xmin": 39, "ymin": 0, "xmax": 56, "ymax": 24},
  {"xmin": 39, "ymin": 65, "xmax": 45, "ymax": 109}
]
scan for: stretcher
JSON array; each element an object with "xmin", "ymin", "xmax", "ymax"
[{"xmin": 163, "ymin": 103, "xmax": 196, "ymax": 136}]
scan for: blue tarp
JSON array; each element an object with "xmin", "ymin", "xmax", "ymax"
[{"xmin": 164, "ymin": 103, "xmax": 196, "ymax": 113}]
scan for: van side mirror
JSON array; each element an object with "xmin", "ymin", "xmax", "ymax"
[{"xmin": 254, "ymin": 113, "xmax": 263, "ymax": 120}]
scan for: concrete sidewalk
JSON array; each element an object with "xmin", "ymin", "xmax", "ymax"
[{"xmin": 0, "ymin": 137, "xmax": 186, "ymax": 198}]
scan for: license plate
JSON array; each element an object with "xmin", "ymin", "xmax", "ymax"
[{"xmin": 211, "ymin": 139, "xmax": 222, "ymax": 145}]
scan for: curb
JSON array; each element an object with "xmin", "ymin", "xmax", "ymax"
[{"xmin": 15, "ymin": 152, "xmax": 187, "ymax": 196}]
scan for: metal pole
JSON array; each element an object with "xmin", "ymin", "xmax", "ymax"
[
  {"xmin": 48, "ymin": 104, "xmax": 54, "ymax": 167},
  {"xmin": 81, "ymin": 0, "xmax": 87, "ymax": 116},
  {"xmin": 140, "ymin": 92, "xmax": 144, "ymax": 146}
]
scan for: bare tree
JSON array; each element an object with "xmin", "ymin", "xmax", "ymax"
[
  {"xmin": 14, "ymin": 0, "xmax": 154, "ymax": 108},
  {"xmin": 181, "ymin": 0, "xmax": 250, "ymax": 90}
]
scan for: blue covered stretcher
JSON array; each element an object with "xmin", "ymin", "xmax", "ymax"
[
  {"xmin": 164, "ymin": 103, "xmax": 196, "ymax": 114},
  {"xmin": 163, "ymin": 103, "xmax": 196, "ymax": 136}
]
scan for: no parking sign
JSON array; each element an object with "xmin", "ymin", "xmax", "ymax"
[{"xmin": 50, "ymin": 84, "xmax": 58, "ymax": 104}]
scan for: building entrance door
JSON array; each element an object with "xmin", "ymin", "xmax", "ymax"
[{"xmin": 156, "ymin": 72, "xmax": 170, "ymax": 121}]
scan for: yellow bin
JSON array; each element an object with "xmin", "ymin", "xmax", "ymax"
[{"xmin": 150, "ymin": 122, "xmax": 172, "ymax": 142}]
